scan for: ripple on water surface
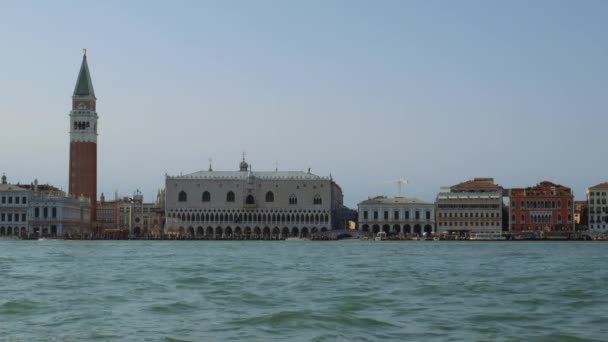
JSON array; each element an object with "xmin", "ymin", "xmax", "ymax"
[{"xmin": 0, "ymin": 240, "xmax": 607, "ymax": 341}]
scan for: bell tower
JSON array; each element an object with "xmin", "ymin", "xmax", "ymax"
[{"xmin": 69, "ymin": 49, "xmax": 98, "ymax": 224}]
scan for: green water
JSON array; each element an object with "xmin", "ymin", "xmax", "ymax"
[{"xmin": 0, "ymin": 240, "xmax": 607, "ymax": 341}]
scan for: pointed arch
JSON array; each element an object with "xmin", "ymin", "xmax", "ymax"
[
  {"xmin": 226, "ymin": 191, "xmax": 235, "ymax": 202},
  {"xmin": 202, "ymin": 191, "xmax": 211, "ymax": 202},
  {"xmin": 265, "ymin": 191, "xmax": 274, "ymax": 202},
  {"xmin": 178, "ymin": 191, "xmax": 187, "ymax": 202}
]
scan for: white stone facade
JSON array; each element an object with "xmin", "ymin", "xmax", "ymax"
[
  {"xmin": 0, "ymin": 177, "xmax": 30, "ymax": 237},
  {"xmin": 29, "ymin": 189, "xmax": 91, "ymax": 237},
  {"xmin": 69, "ymin": 102, "xmax": 98, "ymax": 143},
  {"xmin": 357, "ymin": 196, "xmax": 435, "ymax": 235},
  {"xmin": 0, "ymin": 175, "xmax": 90, "ymax": 238},
  {"xmin": 164, "ymin": 161, "xmax": 344, "ymax": 238},
  {"xmin": 588, "ymin": 184, "xmax": 608, "ymax": 232}
]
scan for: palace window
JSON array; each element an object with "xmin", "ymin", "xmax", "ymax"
[
  {"xmin": 394, "ymin": 211, "xmax": 399, "ymax": 220},
  {"xmin": 363, "ymin": 211, "xmax": 368, "ymax": 219},
  {"xmin": 265, "ymin": 191, "xmax": 274, "ymax": 203},
  {"xmin": 202, "ymin": 191, "xmax": 211, "ymax": 202},
  {"xmin": 383, "ymin": 211, "xmax": 389, "ymax": 220},
  {"xmin": 313, "ymin": 194, "xmax": 322, "ymax": 205},
  {"xmin": 226, "ymin": 191, "xmax": 235, "ymax": 202},
  {"xmin": 426, "ymin": 211, "xmax": 431, "ymax": 220},
  {"xmin": 178, "ymin": 191, "xmax": 187, "ymax": 202},
  {"xmin": 373, "ymin": 211, "xmax": 378, "ymax": 220},
  {"xmin": 22, "ymin": 197, "xmax": 26, "ymax": 204},
  {"xmin": 246, "ymin": 195, "xmax": 255, "ymax": 205},
  {"xmin": 289, "ymin": 194, "xmax": 297, "ymax": 205}
]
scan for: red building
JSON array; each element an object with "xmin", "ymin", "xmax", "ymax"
[
  {"xmin": 68, "ymin": 50, "xmax": 98, "ymax": 225},
  {"xmin": 509, "ymin": 181, "xmax": 574, "ymax": 231}
]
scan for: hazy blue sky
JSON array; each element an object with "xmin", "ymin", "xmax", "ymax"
[{"xmin": 1, "ymin": 1, "xmax": 607, "ymax": 207}]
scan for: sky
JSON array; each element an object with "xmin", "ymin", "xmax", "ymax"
[{"xmin": 1, "ymin": 0, "xmax": 607, "ymax": 207}]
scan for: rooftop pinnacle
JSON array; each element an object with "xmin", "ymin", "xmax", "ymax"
[{"xmin": 73, "ymin": 50, "xmax": 95, "ymax": 97}]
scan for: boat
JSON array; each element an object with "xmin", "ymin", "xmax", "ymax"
[
  {"xmin": 469, "ymin": 231, "xmax": 505, "ymax": 241},
  {"xmin": 374, "ymin": 232, "xmax": 387, "ymax": 241},
  {"xmin": 285, "ymin": 237, "xmax": 306, "ymax": 241}
]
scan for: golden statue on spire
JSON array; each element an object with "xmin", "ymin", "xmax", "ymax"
[{"xmin": 82, "ymin": 48, "xmax": 87, "ymax": 56}]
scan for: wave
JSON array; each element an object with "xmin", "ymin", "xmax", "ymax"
[{"xmin": 0, "ymin": 300, "xmax": 39, "ymax": 315}]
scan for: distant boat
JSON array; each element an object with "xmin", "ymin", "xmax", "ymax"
[
  {"xmin": 285, "ymin": 237, "xmax": 306, "ymax": 241},
  {"xmin": 374, "ymin": 232, "xmax": 387, "ymax": 241},
  {"xmin": 469, "ymin": 232, "xmax": 505, "ymax": 241}
]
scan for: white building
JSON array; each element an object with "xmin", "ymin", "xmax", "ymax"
[
  {"xmin": 436, "ymin": 178, "xmax": 504, "ymax": 237},
  {"xmin": 28, "ymin": 183, "xmax": 90, "ymax": 238},
  {"xmin": 0, "ymin": 174, "xmax": 30, "ymax": 237},
  {"xmin": 164, "ymin": 158, "xmax": 345, "ymax": 239},
  {"xmin": 588, "ymin": 182, "xmax": 608, "ymax": 232},
  {"xmin": 357, "ymin": 196, "xmax": 435, "ymax": 236},
  {"xmin": 0, "ymin": 174, "xmax": 90, "ymax": 238}
]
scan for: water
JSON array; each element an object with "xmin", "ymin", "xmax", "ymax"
[{"xmin": 1, "ymin": 240, "xmax": 607, "ymax": 341}]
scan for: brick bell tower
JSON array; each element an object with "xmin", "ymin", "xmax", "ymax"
[{"xmin": 69, "ymin": 49, "xmax": 98, "ymax": 225}]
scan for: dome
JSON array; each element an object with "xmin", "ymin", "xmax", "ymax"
[{"xmin": 239, "ymin": 160, "xmax": 249, "ymax": 172}]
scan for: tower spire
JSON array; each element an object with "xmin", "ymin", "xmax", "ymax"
[{"xmin": 73, "ymin": 50, "xmax": 95, "ymax": 97}]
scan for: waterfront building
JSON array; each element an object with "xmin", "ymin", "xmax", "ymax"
[
  {"xmin": 26, "ymin": 182, "xmax": 91, "ymax": 237},
  {"xmin": 68, "ymin": 50, "xmax": 98, "ymax": 226},
  {"xmin": 357, "ymin": 196, "xmax": 435, "ymax": 236},
  {"xmin": 509, "ymin": 181, "xmax": 574, "ymax": 231},
  {"xmin": 0, "ymin": 174, "xmax": 30, "ymax": 237},
  {"xmin": 97, "ymin": 190, "xmax": 165, "ymax": 238},
  {"xmin": 436, "ymin": 178, "xmax": 503, "ymax": 237},
  {"xmin": 587, "ymin": 182, "xmax": 608, "ymax": 232},
  {"xmin": 164, "ymin": 158, "xmax": 345, "ymax": 239},
  {"xmin": 574, "ymin": 200, "xmax": 589, "ymax": 229}
]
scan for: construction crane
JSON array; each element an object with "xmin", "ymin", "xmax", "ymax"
[{"xmin": 387, "ymin": 179, "xmax": 409, "ymax": 197}]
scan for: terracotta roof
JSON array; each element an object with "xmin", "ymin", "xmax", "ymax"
[
  {"xmin": 451, "ymin": 177, "xmax": 500, "ymax": 189},
  {"xmin": 589, "ymin": 182, "xmax": 608, "ymax": 190},
  {"xmin": 510, "ymin": 181, "xmax": 572, "ymax": 196},
  {"xmin": 19, "ymin": 184, "xmax": 61, "ymax": 192}
]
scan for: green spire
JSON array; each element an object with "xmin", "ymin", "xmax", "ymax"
[{"xmin": 73, "ymin": 50, "xmax": 95, "ymax": 97}]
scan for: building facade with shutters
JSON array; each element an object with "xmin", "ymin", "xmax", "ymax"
[
  {"xmin": 0, "ymin": 175, "xmax": 90, "ymax": 238},
  {"xmin": 357, "ymin": 196, "xmax": 435, "ymax": 236},
  {"xmin": 0, "ymin": 174, "xmax": 30, "ymax": 237},
  {"xmin": 164, "ymin": 158, "xmax": 344, "ymax": 239},
  {"xmin": 28, "ymin": 184, "xmax": 91, "ymax": 238},
  {"xmin": 436, "ymin": 178, "xmax": 504, "ymax": 236},
  {"xmin": 588, "ymin": 182, "xmax": 608, "ymax": 232},
  {"xmin": 509, "ymin": 181, "xmax": 574, "ymax": 232}
]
